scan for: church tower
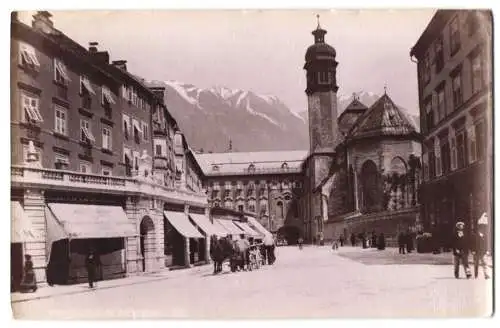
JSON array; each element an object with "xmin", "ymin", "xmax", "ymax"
[
  {"xmin": 302, "ymin": 16, "xmax": 340, "ymax": 242},
  {"xmin": 304, "ymin": 15, "xmax": 339, "ymax": 153}
]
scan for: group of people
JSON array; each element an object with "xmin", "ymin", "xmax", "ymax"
[
  {"xmin": 209, "ymin": 233, "xmax": 276, "ymax": 274},
  {"xmin": 451, "ymin": 213, "xmax": 491, "ymax": 280},
  {"xmin": 349, "ymin": 231, "xmax": 387, "ymax": 250}
]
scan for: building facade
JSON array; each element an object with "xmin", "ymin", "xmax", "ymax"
[
  {"xmin": 10, "ymin": 12, "xmax": 224, "ymax": 289},
  {"xmin": 410, "ymin": 10, "xmax": 493, "ymax": 245}
]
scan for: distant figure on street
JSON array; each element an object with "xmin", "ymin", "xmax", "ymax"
[
  {"xmin": 350, "ymin": 233, "xmax": 356, "ymax": 247},
  {"xmin": 405, "ymin": 230, "xmax": 414, "ymax": 253},
  {"xmin": 236, "ymin": 234, "xmax": 250, "ymax": 271},
  {"xmin": 377, "ymin": 233, "xmax": 386, "ymax": 250},
  {"xmin": 332, "ymin": 239, "xmax": 339, "ymax": 251},
  {"xmin": 339, "ymin": 235, "xmax": 345, "ymax": 247},
  {"xmin": 371, "ymin": 231, "xmax": 377, "ymax": 249},
  {"xmin": 298, "ymin": 237, "xmax": 304, "ymax": 250},
  {"xmin": 361, "ymin": 232, "xmax": 368, "ymax": 249},
  {"xmin": 473, "ymin": 213, "xmax": 490, "ymax": 279},
  {"xmin": 452, "ymin": 221, "xmax": 472, "ymax": 279},
  {"xmin": 20, "ymin": 254, "xmax": 37, "ymax": 293},
  {"xmin": 398, "ymin": 232, "xmax": 406, "ymax": 254},
  {"xmin": 85, "ymin": 249, "xmax": 100, "ymax": 288},
  {"xmin": 263, "ymin": 234, "xmax": 275, "ymax": 265}
]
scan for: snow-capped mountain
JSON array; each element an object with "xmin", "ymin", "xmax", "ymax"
[{"xmin": 149, "ymin": 80, "xmax": 418, "ymax": 153}]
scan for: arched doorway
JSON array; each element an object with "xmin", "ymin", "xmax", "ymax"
[
  {"xmin": 277, "ymin": 225, "xmax": 301, "ymax": 245},
  {"xmin": 360, "ymin": 160, "xmax": 380, "ymax": 213},
  {"xmin": 140, "ymin": 216, "xmax": 155, "ymax": 272},
  {"xmin": 386, "ymin": 157, "xmax": 408, "ymax": 210}
]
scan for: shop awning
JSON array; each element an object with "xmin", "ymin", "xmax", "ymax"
[
  {"xmin": 46, "ymin": 203, "xmax": 136, "ymax": 241},
  {"xmin": 233, "ymin": 221, "xmax": 262, "ymax": 238},
  {"xmin": 215, "ymin": 219, "xmax": 244, "ymax": 235},
  {"xmin": 164, "ymin": 211, "xmax": 204, "ymax": 238},
  {"xmin": 189, "ymin": 213, "xmax": 226, "ymax": 237},
  {"xmin": 11, "ymin": 201, "xmax": 41, "ymax": 243},
  {"xmin": 246, "ymin": 216, "xmax": 272, "ymax": 238}
]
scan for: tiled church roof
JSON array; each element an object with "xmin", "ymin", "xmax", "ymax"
[{"xmin": 347, "ymin": 93, "xmax": 418, "ymax": 140}]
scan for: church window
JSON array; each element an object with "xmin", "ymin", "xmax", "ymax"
[
  {"xmin": 360, "ymin": 160, "xmax": 379, "ymax": 212},
  {"xmin": 318, "ymin": 71, "xmax": 330, "ymax": 85},
  {"xmin": 277, "ymin": 201, "xmax": 284, "ymax": 218}
]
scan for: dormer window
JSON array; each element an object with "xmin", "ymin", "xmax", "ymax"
[
  {"xmin": 281, "ymin": 162, "xmax": 289, "ymax": 170},
  {"xmin": 248, "ymin": 163, "xmax": 256, "ymax": 173},
  {"xmin": 212, "ymin": 165, "xmax": 219, "ymax": 172}
]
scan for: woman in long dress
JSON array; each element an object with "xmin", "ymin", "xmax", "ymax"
[{"xmin": 20, "ymin": 254, "xmax": 37, "ymax": 293}]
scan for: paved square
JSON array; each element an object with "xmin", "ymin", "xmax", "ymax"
[{"xmin": 12, "ymin": 246, "xmax": 492, "ymax": 319}]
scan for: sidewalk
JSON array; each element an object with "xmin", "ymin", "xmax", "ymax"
[{"xmin": 11, "ymin": 263, "xmax": 212, "ymax": 304}]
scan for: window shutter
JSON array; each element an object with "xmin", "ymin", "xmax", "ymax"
[{"xmin": 435, "ymin": 139, "xmax": 442, "ymax": 177}]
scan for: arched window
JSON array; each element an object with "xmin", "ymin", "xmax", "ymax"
[
  {"xmin": 277, "ymin": 201, "xmax": 284, "ymax": 218},
  {"xmin": 360, "ymin": 160, "xmax": 379, "ymax": 212},
  {"xmin": 281, "ymin": 162, "xmax": 288, "ymax": 170},
  {"xmin": 386, "ymin": 157, "xmax": 408, "ymax": 210}
]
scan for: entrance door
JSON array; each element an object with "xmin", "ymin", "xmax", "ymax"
[
  {"xmin": 140, "ymin": 217, "xmax": 156, "ymax": 272},
  {"xmin": 11, "ymin": 243, "xmax": 23, "ymax": 292}
]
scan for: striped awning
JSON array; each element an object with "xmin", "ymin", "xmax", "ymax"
[
  {"xmin": 11, "ymin": 201, "xmax": 41, "ymax": 243},
  {"xmin": 246, "ymin": 216, "xmax": 272, "ymax": 238}
]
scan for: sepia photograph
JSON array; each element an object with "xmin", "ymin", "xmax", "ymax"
[{"xmin": 8, "ymin": 6, "xmax": 493, "ymax": 320}]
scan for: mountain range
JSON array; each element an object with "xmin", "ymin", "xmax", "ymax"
[{"xmin": 149, "ymin": 80, "xmax": 419, "ymax": 153}]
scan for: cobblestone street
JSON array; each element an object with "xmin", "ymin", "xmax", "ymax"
[{"xmin": 12, "ymin": 246, "xmax": 493, "ymax": 319}]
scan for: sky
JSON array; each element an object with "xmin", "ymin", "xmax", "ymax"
[{"xmin": 18, "ymin": 10, "xmax": 435, "ymax": 115}]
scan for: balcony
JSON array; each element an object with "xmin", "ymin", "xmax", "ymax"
[{"xmin": 11, "ymin": 165, "xmax": 208, "ymax": 206}]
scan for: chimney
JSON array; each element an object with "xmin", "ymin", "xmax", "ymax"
[
  {"xmin": 32, "ymin": 11, "xmax": 54, "ymax": 34},
  {"xmin": 112, "ymin": 60, "xmax": 127, "ymax": 71},
  {"xmin": 88, "ymin": 41, "xmax": 99, "ymax": 54},
  {"xmin": 149, "ymin": 86, "xmax": 166, "ymax": 104}
]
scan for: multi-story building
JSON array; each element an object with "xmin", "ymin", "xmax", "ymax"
[
  {"xmin": 196, "ymin": 151, "xmax": 305, "ymax": 238},
  {"xmin": 10, "ymin": 12, "xmax": 246, "ymax": 289},
  {"xmin": 11, "ymin": 11, "xmax": 122, "ymax": 175},
  {"xmin": 410, "ymin": 10, "xmax": 493, "ymax": 245}
]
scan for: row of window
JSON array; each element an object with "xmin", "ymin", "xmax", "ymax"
[
  {"xmin": 21, "ymin": 92, "xmax": 113, "ymax": 150},
  {"xmin": 421, "ymin": 11, "xmax": 481, "ymax": 84},
  {"xmin": 424, "ymin": 48, "xmax": 486, "ymax": 131},
  {"xmin": 422, "ymin": 118, "xmax": 486, "ymax": 181},
  {"xmin": 121, "ymin": 85, "xmax": 151, "ymax": 111},
  {"xmin": 21, "ymin": 144, "xmax": 113, "ymax": 175},
  {"xmin": 122, "ymin": 114, "xmax": 149, "ymax": 143},
  {"xmin": 212, "ymin": 162, "xmax": 291, "ymax": 172}
]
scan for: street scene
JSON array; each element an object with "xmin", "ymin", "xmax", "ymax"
[
  {"xmin": 12, "ymin": 245, "xmax": 492, "ymax": 319},
  {"xmin": 10, "ymin": 9, "xmax": 493, "ymax": 319}
]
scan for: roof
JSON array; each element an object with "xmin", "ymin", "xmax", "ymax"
[
  {"xmin": 195, "ymin": 150, "xmax": 308, "ymax": 175},
  {"xmin": 347, "ymin": 93, "xmax": 418, "ymax": 141},
  {"xmin": 410, "ymin": 10, "xmax": 450, "ymax": 58},
  {"xmin": 344, "ymin": 98, "xmax": 368, "ymax": 112}
]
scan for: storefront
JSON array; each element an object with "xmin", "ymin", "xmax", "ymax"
[
  {"xmin": 163, "ymin": 211, "xmax": 204, "ymax": 267},
  {"xmin": 45, "ymin": 203, "xmax": 136, "ymax": 285},
  {"xmin": 11, "ymin": 201, "xmax": 41, "ymax": 292}
]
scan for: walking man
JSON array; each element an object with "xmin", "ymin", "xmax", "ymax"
[
  {"xmin": 473, "ymin": 213, "xmax": 491, "ymax": 279},
  {"xmin": 398, "ymin": 231, "xmax": 406, "ymax": 254},
  {"xmin": 452, "ymin": 221, "xmax": 472, "ymax": 279},
  {"xmin": 85, "ymin": 249, "xmax": 100, "ymax": 288},
  {"xmin": 350, "ymin": 233, "xmax": 356, "ymax": 247},
  {"xmin": 263, "ymin": 233, "xmax": 275, "ymax": 265}
]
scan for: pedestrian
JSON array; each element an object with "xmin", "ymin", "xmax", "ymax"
[
  {"xmin": 339, "ymin": 235, "xmax": 345, "ymax": 247},
  {"xmin": 377, "ymin": 233, "xmax": 386, "ymax": 250},
  {"xmin": 371, "ymin": 231, "xmax": 377, "ymax": 249},
  {"xmin": 398, "ymin": 232, "xmax": 406, "ymax": 254},
  {"xmin": 452, "ymin": 221, "xmax": 472, "ymax": 279},
  {"xmin": 332, "ymin": 239, "xmax": 339, "ymax": 251},
  {"xmin": 350, "ymin": 233, "xmax": 356, "ymax": 247},
  {"xmin": 405, "ymin": 230, "xmax": 414, "ymax": 253},
  {"xmin": 298, "ymin": 237, "xmax": 304, "ymax": 250},
  {"xmin": 85, "ymin": 249, "xmax": 100, "ymax": 288},
  {"xmin": 361, "ymin": 231, "xmax": 368, "ymax": 249},
  {"xmin": 472, "ymin": 213, "xmax": 491, "ymax": 279},
  {"xmin": 263, "ymin": 233, "xmax": 275, "ymax": 265},
  {"xmin": 19, "ymin": 254, "xmax": 37, "ymax": 293},
  {"xmin": 236, "ymin": 234, "xmax": 250, "ymax": 271}
]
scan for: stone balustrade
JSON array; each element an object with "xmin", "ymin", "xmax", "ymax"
[
  {"xmin": 206, "ymin": 166, "xmax": 302, "ymax": 177},
  {"xmin": 11, "ymin": 165, "xmax": 207, "ymax": 206}
]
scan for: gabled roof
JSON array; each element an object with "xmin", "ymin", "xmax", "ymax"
[
  {"xmin": 346, "ymin": 93, "xmax": 418, "ymax": 141},
  {"xmin": 344, "ymin": 98, "xmax": 368, "ymax": 112}
]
